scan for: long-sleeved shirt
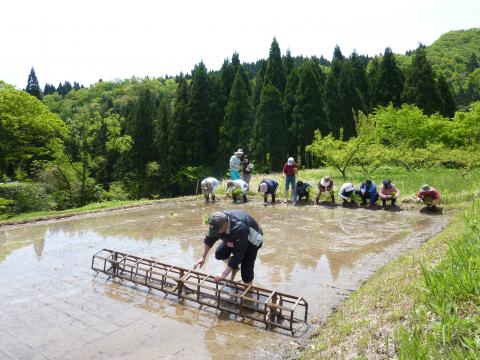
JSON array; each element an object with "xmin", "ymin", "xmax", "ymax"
[
  {"xmin": 229, "ymin": 155, "xmax": 242, "ymax": 172},
  {"xmin": 359, "ymin": 182, "xmax": 378, "ymax": 202},
  {"xmin": 258, "ymin": 179, "xmax": 278, "ymax": 194},
  {"xmin": 379, "ymin": 184, "xmax": 400, "ymax": 199},
  {"xmin": 201, "ymin": 177, "xmax": 219, "ymax": 194},
  {"xmin": 204, "ymin": 210, "xmax": 263, "ymax": 269},
  {"xmin": 338, "ymin": 183, "xmax": 355, "ymax": 200},
  {"xmin": 226, "ymin": 179, "xmax": 249, "ymax": 195},
  {"xmin": 417, "ymin": 188, "xmax": 440, "ymax": 200},
  {"xmin": 283, "ymin": 163, "xmax": 297, "ymax": 176},
  {"xmin": 296, "ymin": 182, "xmax": 312, "ymax": 197}
]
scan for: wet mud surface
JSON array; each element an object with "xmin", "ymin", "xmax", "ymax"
[{"xmin": 0, "ymin": 200, "xmax": 448, "ymax": 359}]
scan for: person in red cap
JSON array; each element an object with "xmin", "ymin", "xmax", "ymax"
[{"xmin": 194, "ymin": 210, "xmax": 263, "ymax": 284}]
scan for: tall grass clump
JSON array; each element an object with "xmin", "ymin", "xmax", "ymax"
[{"xmin": 395, "ymin": 204, "xmax": 480, "ymax": 358}]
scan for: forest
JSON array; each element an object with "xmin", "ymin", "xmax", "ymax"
[{"xmin": 1, "ymin": 28, "xmax": 480, "ymax": 214}]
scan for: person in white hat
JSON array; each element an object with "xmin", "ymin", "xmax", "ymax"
[
  {"xmin": 338, "ymin": 182, "xmax": 357, "ymax": 205},
  {"xmin": 200, "ymin": 177, "xmax": 219, "ymax": 203},
  {"xmin": 315, "ymin": 176, "xmax": 335, "ymax": 204},
  {"xmin": 229, "ymin": 149, "xmax": 243, "ymax": 180},
  {"xmin": 282, "ymin": 157, "xmax": 298, "ymax": 203},
  {"xmin": 258, "ymin": 179, "xmax": 278, "ymax": 204}
]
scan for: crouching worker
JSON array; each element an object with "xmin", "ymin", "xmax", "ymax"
[
  {"xmin": 379, "ymin": 179, "xmax": 400, "ymax": 207},
  {"xmin": 226, "ymin": 179, "xmax": 249, "ymax": 203},
  {"xmin": 417, "ymin": 184, "xmax": 441, "ymax": 208},
  {"xmin": 201, "ymin": 177, "xmax": 219, "ymax": 203},
  {"xmin": 258, "ymin": 179, "xmax": 278, "ymax": 204},
  {"xmin": 316, "ymin": 176, "xmax": 335, "ymax": 204},
  {"xmin": 295, "ymin": 181, "xmax": 312, "ymax": 203},
  {"xmin": 359, "ymin": 179, "xmax": 379, "ymax": 208},
  {"xmin": 194, "ymin": 210, "xmax": 263, "ymax": 284},
  {"xmin": 338, "ymin": 183, "xmax": 357, "ymax": 205}
]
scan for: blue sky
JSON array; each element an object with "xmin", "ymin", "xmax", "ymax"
[{"xmin": 1, "ymin": 0, "xmax": 479, "ymax": 89}]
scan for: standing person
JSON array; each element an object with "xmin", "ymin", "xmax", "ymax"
[
  {"xmin": 229, "ymin": 149, "xmax": 243, "ymax": 180},
  {"xmin": 242, "ymin": 154, "xmax": 254, "ymax": 185},
  {"xmin": 315, "ymin": 176, "xmax": 335, "ymax": 204},
  {"xmin": 282, "ymin": 157, "xmax": 298, "ymax": 203},
  {"xmin": 226, "ymin": 179, "xmax": 249, "ymax": 203},
  {"xmin": 359, "ymin": 179, "xmax": 379, "ymax": 208},
  {"xmin": 194, "ymin": 210, "xmax": 263, "ymax": 284},
  {"xmin": 417, "ymin": 184, "xmax": 441, "ymax": 208},
  {"xmin": 338, "ymin": 182, "xmax": 357, "ymax": 205},
  {"xmin": 379, "ymin": 179, "xmax": 400, "ymax": 207},
  {"xmin": 258, "ymin": 179, "xmax": 278, "ymax": 204},
  {"xmin": 200, "ymin": 177, "xmax": 220, "ymax": 203},
  {"xmin": 295, "ymin": 181, "xmax": 313, "ymax": 203}
]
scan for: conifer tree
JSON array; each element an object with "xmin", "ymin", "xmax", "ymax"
[
  {"xmin": 168, "ymin": 75, "xmax": 190, "ymax": 171},
  {"xmin": 339, "ymin": 60, "xmax": 365, "ymax": 138},
  {"xmin": 219, "ymin": 71, "xmax": 253, "ymax": 163},
  {"xmin": 366, "ymin": 57, "xmax": 381, "ymax": 110},
  {"xmin": 290, "ymin": 61, "xmax": 328, "ymax": 166},
  {"xmin": 467, "ymin": 52, "xmax": 480, "ymax": 73},
  {"xmin": 283, "ymin": 49, "xmax": 295, "ymax": 77},
  {"xmin": 43, "ymin": 83, "xmax": 56, "ymax": 96},
  {"xmin": 263, "ymin": 38, "xmax": 286, "ymax": 93},
  {"xmin": 251, "ymin": 84, "xmax": 287, "ymax": 171},
  {"xmin": 26, "ymin": 67, "xmax": 42, "ymax": 100},
  {"xmin": 284, "ymin": 67, "xmax": 301, "ymax": 155},
  {"xmin": 437, "ymin": 74, "xmax": 456, "ymax": 118},
  {"xmin": 350, "ymin": 51, "xmax": 368, "ymax": 100},
  {"xmin": 402, "ymin": 45, "xmax": 442, "ymax": 115},
  {"xmin": 188, "ymin": 61, "xmax": 215, "ymax": 165},
  {"xmin": 253, "ymin": 60, "xmax": 267, "ymax": 109},
  {"xmin": 325, "ymin": 73, "xmax": 343, "ymax": 137},
  {"xmin": 375, "ymin": 47, "xmax": 404, "ymax": 107}
]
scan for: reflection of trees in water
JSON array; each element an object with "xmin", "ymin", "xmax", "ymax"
[{"xmin": 0, "ymin": 227, "xmax": 47, "ymax": 263}]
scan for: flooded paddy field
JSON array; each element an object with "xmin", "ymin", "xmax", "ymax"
[{"xmin": 0, "ymin": 200, "xmax": 447, "ymax": 359}]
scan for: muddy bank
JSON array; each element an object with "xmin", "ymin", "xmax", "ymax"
[{"xmin": 0, "ymin": 200, "xmax": 448, "ymax": 359}]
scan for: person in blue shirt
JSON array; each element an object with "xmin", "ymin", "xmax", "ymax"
[
  {"xmin": 258, "ymin": 179, "xmax": 278, "ymax": 204},
  {"xmin": 359, "ymin": 179, "xmax": 379, "ymax": 208},
  {"xmin": 229, "ymin": 149, "xmax": 243, "ymax": 180},
  {"xmin": 295, "ymin": 180, "xmax": 312, "ymax": 203}
]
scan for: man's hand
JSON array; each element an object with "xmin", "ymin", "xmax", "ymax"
[
  {"xmin": 214, "ymin": 273, "xmax": 226, "ymax": 282},
  {"xmin": 194, "ymin": 257, "xmax": 205, "ymax": 270}
]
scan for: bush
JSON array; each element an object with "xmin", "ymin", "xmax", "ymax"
[
  {"xmin": 100, "ymin": 182, "xmax": 130, "ymax": 201},
  {"xmin": 0, "ymin": 182, "xmax": 53, "ymax": 214}
]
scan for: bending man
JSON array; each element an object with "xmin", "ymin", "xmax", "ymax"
[{"xmin": 195, "ymin": 210, "xmax": 263, "ymax": 284}]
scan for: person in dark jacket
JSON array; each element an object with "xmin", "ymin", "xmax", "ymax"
[
  {"xmin": 359, "ymin": 179, "xmax": 378, "ymax": 208},
  {"xmin": 258, "ymin": 179, "xmax": 278, "ymax": 203},
  {"xmin": 194, "ymin": 210, "xmax": 263, "ymax": 284},
  {"xmin": 295, "ymin": 181, "xmax": 312, "ymax": 203}
]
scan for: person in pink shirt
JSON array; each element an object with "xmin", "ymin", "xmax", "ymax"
[
  {"xmin": 282, "ymin": 157, "xmax": 298, "ymax": 203},
  {"xmin": 379, "ymin": 179, "xmax": 400, "ymax": 207},
  {"xmin": 417, "ymin": 184, "xmax": 441, "ymax": 208}
]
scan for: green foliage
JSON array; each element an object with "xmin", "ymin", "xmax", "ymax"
[
  {"xmin": 0, "ymin": 183, "xmax": 52, "ymax": 214},
  {"xmin": 263, "ymin": 37, "xmax": 286, "ymax": 93},
  {"xmin": 306, "ymin": 130, "xmax": 362, "ymax": 178},
  {"xmin": 25, "ymin": 67, "xmax": 43, "ymax": 100},
  {"xmin": 374, "ymin": 47, "xmax": 405, "ymax": 107},
  {"xmin": 0, "ymin": 85, "xmax": 66, "ymax": 178},
  {"xmin": 396, "ymin": 209, "xmax": 480, "ymax": 358}
]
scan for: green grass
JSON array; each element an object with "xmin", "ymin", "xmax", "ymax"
[{"xmin": 215, "ymin": 166, "xmax": 480, "ymax": 205}]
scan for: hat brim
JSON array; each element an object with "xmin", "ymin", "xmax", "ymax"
[{"xmin": 320, "ymin": 180, "xmax": 330, "ymax": 187}]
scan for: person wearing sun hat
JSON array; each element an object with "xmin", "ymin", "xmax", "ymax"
[
  {"xmin": 229, "ymin": 149, "xmax": 243, "ymax": 180},
  {"xmin": 258, "ymin": 179, "xmax": 278, "ymax": 203},
  {"xmin": 417, "ymin": 184, "xmax": 441, "ymax": 208},
  {"xmin": 379, "ymin": 179, "xmax": 400, "ymax": 207},
  {"xmin": 194, "ymin": 210, "xmax": 263, "ymax": 284},
  {"xmin": 315, "ymin": 175, "xmax": 335, "ymax": 204}
]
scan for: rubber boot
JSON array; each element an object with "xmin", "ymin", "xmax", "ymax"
[
  {"xmin": 212, "ymin": 194, "xmax": 216, "ymax": 202},
  {"xmin": 271, "ymin": 193, "xmax": 276, "ymax": 204},
  {"xmin": 264, "ymin": 195, "xmax": 268, "ymax": 203},
  {"xmin": 243, "ymin": 195, "xmax": 248, "ymax": 203}
]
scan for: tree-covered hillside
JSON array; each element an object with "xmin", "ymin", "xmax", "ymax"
[{"xmin": 426, "ymin": 28, "xmax": 480, "ymax": 105}]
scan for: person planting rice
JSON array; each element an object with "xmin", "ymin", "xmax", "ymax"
[
  {"xmin": 226, "ymin": 179, "xmax": 249, "ymax": 203},
  {"xmin": 379, "ymin": 179, "xmax": 400, "ymax": 207},
  {"xmin": 200, "ymin": 177, "xmax": 219, "ymax": 203},
  {"xmin": 295, "ymin": 180, "xmax": 313, "ymax": 204},
  {"xmin": 194, "ymin": 210, "xmax": 263, "ymax": 284},
  {"xmin": 359, "ymin": 179, "xmax": 379, "ymax": 208},
  {"xmin": 417, "ymin": 184, "xmax": 441, "ymax": 208},
  {"xmin": 258, "ymin": 179, "xmax": 278, "ymax": 204},
  {"xmin": 315, "ymin": 176, "xmax": 335, "ymax": 204},
  {"xmin": 338, "ymin": 182, "xmax": 357, "ymax": 205}
]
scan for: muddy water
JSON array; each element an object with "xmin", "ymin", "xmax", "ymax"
[{"xmin": 0, "ymin": 201, "xmax": 444, "ymax": 359}]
